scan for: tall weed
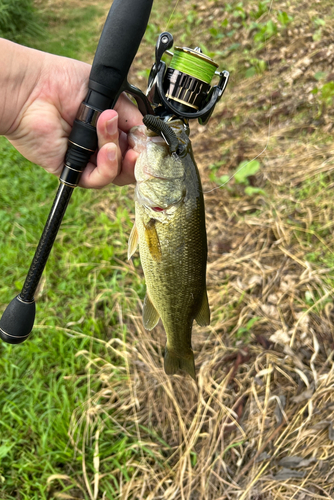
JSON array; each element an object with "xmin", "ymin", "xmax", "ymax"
[{"xmin": 0, "ymin": 0, "xmax": 43, "ymax": 43}]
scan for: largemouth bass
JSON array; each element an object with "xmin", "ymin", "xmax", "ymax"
[{"xmin": 128, "ymin": 119, "xmax": 210, "ymax": 380}]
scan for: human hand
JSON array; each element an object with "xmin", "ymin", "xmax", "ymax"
[
  {"xmin": 1, "ymin": 40, "xmax": 142, "ymax": 188},
  {"xmin": 89, "ymin": 102, "xmax": 142, "ymax": 188}
]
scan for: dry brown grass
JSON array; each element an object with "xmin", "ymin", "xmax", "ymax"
[
  {"xmin": 48, "ymin": 0, "xmax": 334, "ymax": 498},
  {"xmin": 65, "ymin": 149, "xmax": 334, "ymax": 498}
]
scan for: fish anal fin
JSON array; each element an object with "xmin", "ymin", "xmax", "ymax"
[
  {"xmin": 195, "ymin": 290, "xmax": 210, "ymax": 327},
  {"xmin": 143, "ymin": 294, "xmax": 160, "ymax": 330},
  {"xmin": 128, "ymin": 223, "xmax": 139, "ymax": 260},
  {"xmin": 144, "ymin": 219, "xmax": 162, "ymax": 262},
  {"xmin": 164, "ymin": 346, "xmax": 196, "ymax": 381}
]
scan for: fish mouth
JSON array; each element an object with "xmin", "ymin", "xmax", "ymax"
[{"xmin": 128, "ymin": 125, "xmax": 167, "ymax": 152}]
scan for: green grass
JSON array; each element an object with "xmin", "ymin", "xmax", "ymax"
[
  {"xmin": 24, "ymin": 2, "xmax": 106, "ymax": 61},
  {"xmin": 0, "ymin": 0, "xmax": 43, "ymax": 43},
  {"xmin": 0, "ymin": 2, "xmax": 144, "ymax": 495},
  {"xmin": 0, "ymin": 132, "xmax": 145, "ymax": 497}
]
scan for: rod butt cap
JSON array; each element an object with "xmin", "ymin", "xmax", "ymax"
[{"xmin": 0, "ymin": 295, "xmax": 35, "ymax": 344}]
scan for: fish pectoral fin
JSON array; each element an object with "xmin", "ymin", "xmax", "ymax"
[
  {"xmin": 128, "ymin": 223, "xmax": 139, "ymax": 260},
  {"xmin": 164, "ymin": 347, "xmax": 196, "ymax": 381},
  {"xmin": 195, "ymin": 290, "xmax": 210, "ymax": 327},
  {"xmin": 144, "ymin": 219, "xmax": 162, "ymax": 262},
  {"xmin": 143, "ymin": 294, "xmax": 160, "ymax": 330}
]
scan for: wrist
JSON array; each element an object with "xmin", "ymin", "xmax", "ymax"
[{"xmin": 0, "ymin": 38, "xmax": 45, "ymax": 136}]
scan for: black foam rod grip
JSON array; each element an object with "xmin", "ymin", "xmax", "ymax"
[{"xmin": 89, "ymin": 0, "xmax": 154, "ymax": 100}]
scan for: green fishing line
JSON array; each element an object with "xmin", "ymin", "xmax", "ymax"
[{"xmin": 170, "ymin": 48, "xmax": 217, "ymax": 84}]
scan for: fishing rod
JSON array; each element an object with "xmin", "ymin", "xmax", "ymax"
[
  {"xmin": 0, "ymin": 0, "xmax": 154, "ymax": 343},
  {"xmin": 0, "ymin": 6, "xmax": 229, "ymax": 345}
]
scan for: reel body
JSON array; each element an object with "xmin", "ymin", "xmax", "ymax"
[{"xmin": 146, "ymin": 32, "xmax": 229, "ymax": 124}]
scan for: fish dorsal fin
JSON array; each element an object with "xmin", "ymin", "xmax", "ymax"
[
  {"xmin": 143, "ymin": 294, "xmax": 160, "ymax": 330},
  {"xmin": 195, "ymin": 290, "xmax": 210, "ymax": 327},
  {"xmin": 144, "ymin": 219, "xmax": 162, "ymax": 262},
  {"xmin": 128, "ymin": 223, "xmax": 139, "ymax": 260}
]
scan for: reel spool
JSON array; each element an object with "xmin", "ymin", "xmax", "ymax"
[{"xmin": 147, "ymin": 32, "xmax": 229, "ymax": 124}]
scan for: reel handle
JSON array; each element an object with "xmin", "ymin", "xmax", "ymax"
[{"xmin": 0, "ymin": 0, "xmax": 154, "ymax": 344}]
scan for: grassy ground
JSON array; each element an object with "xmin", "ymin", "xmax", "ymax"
[
  {"xmin": 0, "ymin": 2, "xmax": 141, "ymax": 499},
  {"xmin": 1, "ymin": 0, "xmax": 334, "ymax": 498}
]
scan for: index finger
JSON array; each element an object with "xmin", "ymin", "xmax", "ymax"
[{"xmin": 114, "ymin": 93, "xmax": 143, "ymax": 132}]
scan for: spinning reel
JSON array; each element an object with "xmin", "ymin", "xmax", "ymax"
[{"xmin": 146, "ymin": 32, "xmax": 229, "ymax": 124}]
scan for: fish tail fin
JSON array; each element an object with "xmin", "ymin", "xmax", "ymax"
[{"xmin": 164, "ymin": 346, "xmax": 196, "ymax": 381}]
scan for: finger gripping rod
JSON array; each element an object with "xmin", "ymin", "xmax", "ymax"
[{"xmin": 0, "ymin": 0, "xmax": 154, "ymax": 344}]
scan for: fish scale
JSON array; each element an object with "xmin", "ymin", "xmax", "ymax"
[{"xmin": 128, "ymin": 120, "xmax": 210, "ymax": 380}]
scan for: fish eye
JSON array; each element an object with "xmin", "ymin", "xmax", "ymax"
[{"xmin": 176, "ymin": 144, "xmax": 187, "ymax": 157}]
